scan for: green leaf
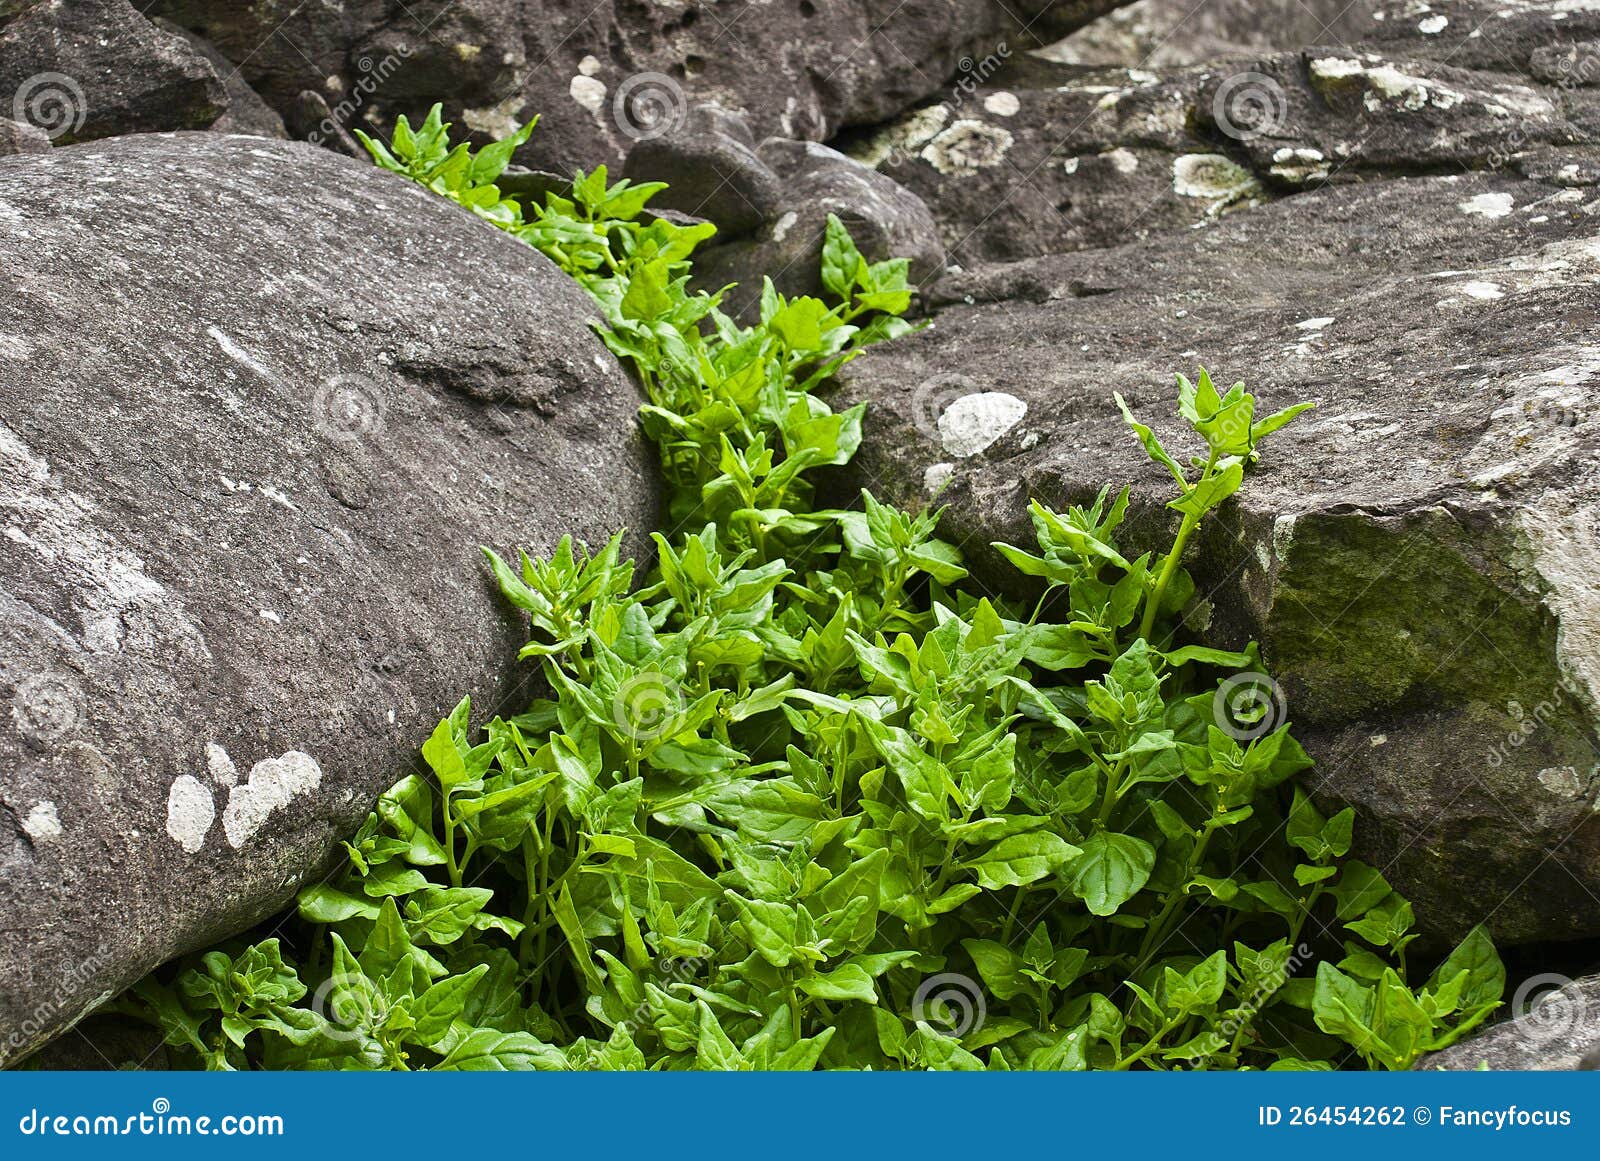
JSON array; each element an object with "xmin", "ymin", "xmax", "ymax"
[{"xmin": 1069, "ymin": 833, "xmax": 1156, "ymax": 916}]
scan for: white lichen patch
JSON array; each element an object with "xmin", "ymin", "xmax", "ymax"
[
  {"xmin": 1460, "ymin": 192, "xmax": 1515, "ymax": 218},
  {"xmin": 770, "ymin": 211, "xmax": 798, "ymax": 243},
  {"xmin": 1419, "ymin": 14, "xmax": 1448, "ymax": 34},
  {"xmin": 0, "ymin": 335, "xmax": 32, "ymax": 360},
  {"xmin": 22, "ymin": 800, "xmax": 61, "ymax": 843},
  {"xmin": 1269, "ymin": 147, "xmax": 1331, "ymax": 184},
  {"xmin": 924, "ymin": 462, "xmax": 955, "ymax": 494},
  {"xmin": 1461, "ymin": 280, "xmax": 1505, "ymax": 300},
  {"xmin": 1310, "ymin": 57, "xmax": 1367, "ymax": 82},
  {"xmin": 1104, "ymin": 147, "xmax": 1139, "ymax": 175},
  {"xmin": 921, "ymin": 120, "xmax": 1013, "ymax": 176},
  {"xmin": 462, "ymin": 95, "xmax": 529, "ymax": 140},
  {"xmin": 207, "ymin": 741, "xmax": 238, "ymax": 787},
  {"xmin": 982, "ymin": 92, "xmax": 1020, "ymax": 117},
  {"xmin": 221, "ymin": 751, "xmax": 323, "ymax": 849},
  {"xmin": 1296, "ymin": 317, "xmax": 1336, "ymax": 330},
  {"xmin": 569, "ymin": 75, "xmax": 607, "ymax": 114},
  {"xmin": 1538, "ymin": 766, "xmax": 1587, "ymax": 799},
  {"xmin": 851, "ymin": 104, "xmax": 949, "ymax": 169},
  {"xmin": 578, "ymin": 55, "xmax": 601, "ymax": 77},
  {"xmin": 937, "ymin": 393, "xmax": 1027, "ymax": 458},
  {"xmin": 1172, "ymin": 154, "xmax": 1260, "ymax": 206},
  {"xmin": 166, "ymin": 774, "xmax": 216, "ymax": 855}
]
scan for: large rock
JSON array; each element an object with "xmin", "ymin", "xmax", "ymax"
[
  {"xmin": 0, "ymin": 0, "xmax": 227, "ymax": 143},
  {"xmin": 146, "ymin": 0, "xmax": 1138, "ymax": 172},
  {"xmin": 1427, "ymin": 974, "xmax": 1600, "ymax": 1071},
  {"xmin": 847, "ymin": 0, "xmax": 1600, "ymax": 265},
  {"xmin": 0, "ymin": 134, "xmax": 656, "ymax": 1065},
  {"xmin": 830, "ymin": 166, "xmax": 1600, "ymax": 948},
  {"xmin": 1039, "ymin": 0, "xmax": 1377, "ymax": 68},
  {"xmin": 624, "ymin": 105, "xmax": 944, "ymax": 319}
]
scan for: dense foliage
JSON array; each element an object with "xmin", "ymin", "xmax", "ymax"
[{"xmin": 122, "ymin": 108, "xmax": 1505, "ymax": 1071}]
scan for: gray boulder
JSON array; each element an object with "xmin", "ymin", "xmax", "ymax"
[
  {"xmin": 1427, "ymin": 974, "xmax": 1600, "ymax": 1070},
  {"xmin": 1039, "ymin": 0, "xmax": 1377, "ymax": 68},
  {"xmin": 0, "ymin": 134, "xmax": 656, "ymax": 1065},
  {"xmin": 624, "ymin": 108, "xmax": 944, "ymax": 319},
  {"xmin": 0, "ymin": 116, "xmax": 48, "ymax": 155},
  {"xmin": 146, "ymin": 0, "xmax": 1139, "ymax": 172},
  {"xmin": 830, "ymin": 165, "xmax": 1600, "ymax": 947},
  {"xmin": 149, "ymin": 17, "xmax": 287, "ymax": 138},
  {"xmin": 849, "ymin": 7, "xmax": 1600, "ymax": 265},
  {"xmin": 0, "ymin": 0, "xmax": 227, "ymax": 143}
]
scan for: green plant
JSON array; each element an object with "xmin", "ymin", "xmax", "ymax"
[{"xmin": 120, "ymin": 108, "xmax": 1504, "ymax": 1071}]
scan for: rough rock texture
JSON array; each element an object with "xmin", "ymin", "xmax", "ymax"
[
  {"xmin": 0, "ymin": 134, "xmax": 655, "ymax": 1065},
  {"xmin": 0, "ymin": 116, "xmax": 48, "ymax": 155},
  {"xmin": 831, "ymin": 166, "xmax": 1600, "ymax": 947},
  {"xmin": 1040, "ymin": 0, "xmax": 1377, "ymax": 68},
  {"xmin": 847, "ymin": 0, "xmax": 1600, "ymax": 266},
  {"xmin": 146, "ymin": 0, "xmax": 1138, "ymax": 172},
  {"xmin": 1427, "ymin": 975, "xmax": 1600, "ymax": 1070},
  {"xmin": 0, "ymin": 0, "xmax": 227, "ymax": 144},
  {"xmin": 149, "ymin": 17, "xmax": 287, "ymax": 138},
  {"xmin": 624, "ymin": 105, "xmax": 944, "ymax": 319}
]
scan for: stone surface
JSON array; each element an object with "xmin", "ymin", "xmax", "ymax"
[
  {"xmin": 624, "ymin": 108, "xmax": 944, "ymax": 319},
  {"xmin": 847, "ymin": 1, "xmax": 1600, "ymax": 266},
  {"xmin": 0, "ymin": 115, "xmax": 48, "ymax": 154},
  {"xmin": 0, "ymin": 0, "xmax": 227, "ymax": 144},
  {"xmin": 149, "ymin": 17, "xmax": 286, "ymax": 138},
  {"xmin": 0, "ymin": 134, "xmax": 656, "ymax": 1065},
  {"xmin": 1427, "ymin": 974, "xmax": 1600, "ymax": 1070},
  {"xmin": 1039, "ymin": 0, "xmax": 1377, "ymax": 68},
  {"xmin": 146, "ymin": 0, "xmax": 1138, "ymax": 172},
  {"xmin": 830, "ymin": 168, "xmax": 1600, "ymax": 947}
]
